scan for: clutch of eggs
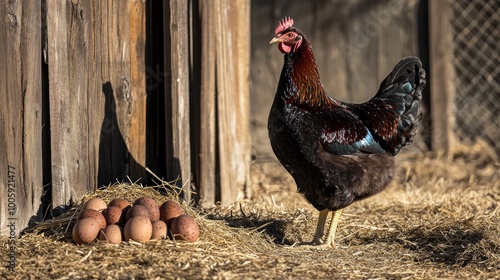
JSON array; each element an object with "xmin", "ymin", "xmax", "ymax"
[{"xmin": 72, "ymin": 197, "xmax": 199, "ymax": 245}]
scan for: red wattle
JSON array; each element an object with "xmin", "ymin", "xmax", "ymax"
[{"xmin": 278, "ymin": 43, "xmax": 291, "ymax": 54}]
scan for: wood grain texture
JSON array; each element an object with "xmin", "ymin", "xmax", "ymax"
[
  {"xmin": 0, "ymin": 1, "xmax": 43, "ymax": 235},
  {"xmin": 228, "ymin": 0, "xmax": 251, "ymax": 201},
  {"xmin": 127, "ymin": 0, "xmax": 147, "ymax": 180},
  {"xmin": 46, "ymin": 0, "xmax": 74, "ymax": 209},
  {"xmin": 429, "ymin": 0, "xmax": 456, "ymax": 151},
  {"xmin": 94, "ymin": 1, "xmax": 145, "ymax": 187},
  {"xmin": 164, "ymin": 0, "xmax": 191, "ymax": 201},
  {"xmin": 215, "ymin": 0, "xmax": 251, "ymax": 205},
  {"xmin": 199, "ymin": 0, "xmax": 217, "ymax": 206}
]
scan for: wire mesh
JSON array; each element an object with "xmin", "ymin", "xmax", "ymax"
[{"xmin": 451, "ymin": 0, "xmax": 500, "ymax": 151}]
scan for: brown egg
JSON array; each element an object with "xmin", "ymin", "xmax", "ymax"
[
  {"xmin": 102, "ymin": 206, "xmax": 124, "ymax": 226},
  {"xmin": 170, "ymin": 214, "xmax": 199, "ymax": 242},
  {"xmin": 108, "ymin": 198, "xmax": 131, "ymax": 210},
  {"xmin": 73, "ymin": 218, "xmax": 101, "ymax": 245},
  {"xmin": 159, "ymin": 200, "xmax": 184, "ymax": 227},
  {"xmin": 98, "ymin": 224, "xmax": 123, "ymax": 244},
  {"xmin": 133, "ymin": 196, "xmax": 160, "ymax": 222},
  {"xmin": 83, "ymin": 197, "xmax": 107, "ymax": 212},
  {"xmin": 77, "ymin": 209, "xmax": 106, "ymax": 229},
  {"xmin": 124, "ymin": 215, "xmax": 152, "ymax": 242},
  {"xmin": 125, "ymin": 205, "xmax": 150, "ymax": 222},
  {"xmin": 151, "ymin": 220, "xmax": 168, "ymax": 240}
]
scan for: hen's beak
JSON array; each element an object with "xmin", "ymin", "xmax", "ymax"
[{"xmin": 269, "ymin": 36, "xmax": 281, "ymax": 44}]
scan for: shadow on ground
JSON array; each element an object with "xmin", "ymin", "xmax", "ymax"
[
  {"xmin": 203, "ymin": 211, "xmax": 297, "ymax": 246},
  {"xmin": 355, "ymin": 223, "xmax": 490, "ymax": 267}
]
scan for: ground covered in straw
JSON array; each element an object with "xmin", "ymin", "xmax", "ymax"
[{"xmin": 1, "ymin": 141, "xmax": 499, "ymax": 279}]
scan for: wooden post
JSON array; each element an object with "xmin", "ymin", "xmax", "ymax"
[
  {"xmin": 230, "ymin": 0, "xmax": 252, "ymax": 200},
  {"xmin": 94, "ymin": 0, "xmax": 147, "ymax": 187},
  {"xmin": 429, "ymin": 0, "xmax": 456, "ymax": 151},
  {"xmin": 199, "ymin": 0, "xmax": 217, "ymax": 206},
  {"xmin": 46, "ymin": 0, "xmax": 77, "ymax": 211},
  {"xmin": 165, "ymin": 0, "xmax": 192, "ymax": 201},
  {"xmin": 128, "ymin": 0, "xmax": 148, "ymax": 181},
  {"xmin": 214, "ymin": 0, "xmax": 251, "ymax": 205},
  {"xmin": 0, "ymin": 1, "xmax": 43, "ymax": 235}
]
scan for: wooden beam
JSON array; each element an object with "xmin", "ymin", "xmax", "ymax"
[
  {"xmin": 230, "ymin": 0, "xmax": 251, "ymax": 200},
  {"xmin": 199, "ymin": 0, "xmax": 217, "ymax": 206},
  {"xmin": 46, "ymin": 0, "xmax": 75, "ymax": 211},
  {"xmin": 164, "ymin": 0, "xmax": 191, "ymax": 201},
  {"xmin": 127, "ymin": 0, "xmax": 148, "ymax": 181},
  {"xmin": 0, "ymin": 0, "xmax": 43, "ymax": 234},
  {"xmin": 429, "ymin": 0, "xmax": 456, "ymax": 151},
  {"xmin": 93, "ymin": 1, "xmax": 147, "ymax": 187},
  {"xmin": 215, "ymin": 0, "xmax": 251, "ymax": 205}
]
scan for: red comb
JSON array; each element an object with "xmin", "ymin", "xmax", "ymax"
[{"xmin": 275, "ymin": 17, "xmax": 294, "ymax": 35}]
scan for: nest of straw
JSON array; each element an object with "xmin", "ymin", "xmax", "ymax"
[{"xmin": 1, "ymin": 140, "xmax": 499, "ymax": 279}]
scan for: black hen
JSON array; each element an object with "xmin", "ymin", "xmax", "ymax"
[{"xmin": 268, "ymin": 17, "xmax": 426, "ymax": 247}]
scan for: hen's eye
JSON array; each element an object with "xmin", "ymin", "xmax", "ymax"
[{"xmin": 287, "ymin": 33, "xmax": 294, "ymax": 38}]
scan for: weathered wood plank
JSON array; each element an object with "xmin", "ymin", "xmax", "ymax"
[
  {"xmin": 126, "ymin": 0, "xmax": 147, "ymax": 181},
  {"xmin": 46, "ymin": 0, "xmax": 99, "ymax": 210},
  {"xmin": 199, "ymin": 0, "xmax": 217, "ymax": 206},
  {"xmin": 214, "ymin": 0, "xmax": 235, "ymax": 205},
  {"xmin": 46, "ymin": 0, "xmax": 78, "ymax": 212},
  {"xmin": 215, "ymin": 0, "xmax": 251, "ymax": 205},
  {"xmin": 228, "ymin": 0, "xmax": 251, "ymax": 200},
  {"xmin": 94, "ymin": 0, "xmax": 147, "ymax": 185},
  {"xmin": 164, "ymin": 0, "xmax": 191, "ymax": 200},
  {"xmin": 429, "ymin": 0, "xmax": 456, "ymax": 151},
  {"xmin": 94, "ymin": 0, "xmax": 147, "ymax": 187},
  {"xmin": 0, "ymin": 0, "xmax": 43, "ymax": 234}
]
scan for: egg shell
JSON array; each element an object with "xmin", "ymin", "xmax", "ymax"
[
  {"xmin": 170, "ymin": 214, "xmax": 199, "ymax": 242},
  {"xmin": 102, "ymin": 206, "xmax": 124, "ymax": 226},
  {"xmin": 125, "ymin": 205, "xmax": 151, "ymax": 222},
  {"xmin": 83, "ymin": 197, "xmax": 107, "ymax": 212},
  {"xmin": 77, "ymin": 208, "xmax": 106, "ymax": 229},
  {"xmin": 124, "ymin": 215, "xmax": 153, "ymax": 242},
  {"xmin": 133, "ymin": 196, "xmax": 160, "ymax": 222},
  {"xmin": 108, "ymin": 198, "xmax": 131, "ymax": 210},
  {"xmin": 73, "ymin": 218, "xmax": 101, "ymax": 245},
  {"xmin": 151, "ymin": 220, "xmax": 168, "ymax": 240},
  {"xmin": 159, "ymin": 200, "xmax": 184, "ymax": 227},
  {"xmin": 98, "ymin": 224, "xmax": 123, "ymax": 244}
]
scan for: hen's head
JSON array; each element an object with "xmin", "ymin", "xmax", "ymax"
[{"xmin": 269, "ymin": 17, "xmax": 304, "ymax": 54}]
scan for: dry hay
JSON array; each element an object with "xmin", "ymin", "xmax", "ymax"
[{"xmin": 1, "ymin": 140, "xmax": 499, "ymax": 279}]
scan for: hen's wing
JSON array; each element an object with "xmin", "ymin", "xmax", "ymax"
[
  {"xmin": 318, "ymin": 108, "xmax": 386, "ymax": 155},
  {"xmin": 314, "ymin": 56, "xmax": 426, "ymax": 156},
  {"xmin": 347, "ymin": 56, "xmax": 426, "ymax": 155}
]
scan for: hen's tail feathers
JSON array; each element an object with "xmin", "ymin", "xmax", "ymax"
[{"xmin": 376, "ymin": 56, "xmax": 426, "ymax": 154}]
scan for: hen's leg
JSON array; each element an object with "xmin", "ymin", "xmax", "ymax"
[
  {"xmin": 311, "ymin": 209, "xmax": 329, "ymax": 245},
  {"xmin": 324, "ymin": 209, "xmax": 343, "ymax": 247}
]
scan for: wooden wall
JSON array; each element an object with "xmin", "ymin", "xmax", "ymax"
[
  {"xmin": 0, "ymin": 1, "xmax": 43, "ymax": 235},
  {"xmin": 0, "ymin": 0, "xmax": 251, "ymax": 236},
  {"xmin": 45, "ymin": 0, "xmax": 148, "ymax": 213},
  {"xmin": 250, "ymin": 0, "xmax": 429, "ymax": 159}
]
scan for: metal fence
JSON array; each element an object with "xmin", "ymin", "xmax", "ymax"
[{"xmin": 451, "ymin": 0, "xmax": 500, "ymax": 151}]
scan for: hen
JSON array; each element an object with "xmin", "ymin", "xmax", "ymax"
[{"xmin": 268, "ymin": 17, "xmax": 426, "ymax": 248}]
